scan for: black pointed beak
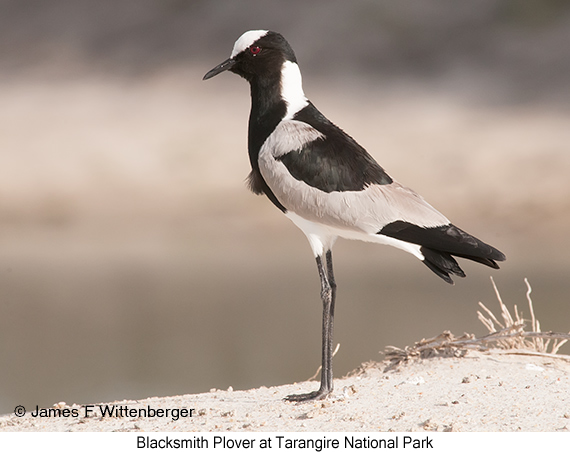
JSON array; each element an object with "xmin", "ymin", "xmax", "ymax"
[{"xmin": 203, "ymin": 58, "xmax": 236, "ymax": 80}]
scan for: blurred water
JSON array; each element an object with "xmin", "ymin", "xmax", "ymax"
[{"xmin": 0, "ymin": 190, "xmax": 569, "ymax": 415}]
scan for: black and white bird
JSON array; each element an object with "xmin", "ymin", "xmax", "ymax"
[{"xmin": 203, "ymin": 30, "xmax": 506, "ymax": 402}]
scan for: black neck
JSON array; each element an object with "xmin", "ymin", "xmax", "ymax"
[{"xmin": 247, "ymin": 74, "xmax": 287, "ymax": 170}]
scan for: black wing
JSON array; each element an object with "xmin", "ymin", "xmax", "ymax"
[{"xmin": 276, "ymin": 103, "xmax": 393, "ymax": 193}]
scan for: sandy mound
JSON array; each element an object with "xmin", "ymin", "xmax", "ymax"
[{"xmin": 2, "ymin": 351, "xmax": 569, "ymax": 432}]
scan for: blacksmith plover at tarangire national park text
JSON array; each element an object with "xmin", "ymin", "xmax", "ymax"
[{"xmin": 203, "ymin": 30, "xmax": 506, "ymax": 402}]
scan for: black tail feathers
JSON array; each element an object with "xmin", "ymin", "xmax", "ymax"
[
  {"xmin": 378, "ymin": 221, "xmax": 505, "ymax": 284},
  {"xmin": 420, "ymin": 245, "xmax": 504, "ymax": 284},
  {"xmin": 421, "ymin": 247, "xmax": 465, "ymax": 284}
]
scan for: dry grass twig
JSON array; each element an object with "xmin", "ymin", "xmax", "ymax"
[{"xmin": 384, "ymin": 278, "xmax": 570, "ymax": 370}]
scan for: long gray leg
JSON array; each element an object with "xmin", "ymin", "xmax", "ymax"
[
  {"xmin": 323, "ymin": 249, "xmax": 336, "ymax": 391},
  {"xmin": 285, "ymin": 250, "xmax": 336, "ymax": 402}
]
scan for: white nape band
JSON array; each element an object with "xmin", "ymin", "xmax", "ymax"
[{"xmin": 280, "ymin": 61, "xmax": 309, "ymax": 120}]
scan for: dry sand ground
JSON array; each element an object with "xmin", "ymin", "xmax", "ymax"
[{"xmin": 2, "ymin": 351, "xmax": 569, "ymax": 432}]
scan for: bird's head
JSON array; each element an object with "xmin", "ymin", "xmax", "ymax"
[{"xmin": 203, "ymin": 30, "xmax": 298, "ymax": 82}]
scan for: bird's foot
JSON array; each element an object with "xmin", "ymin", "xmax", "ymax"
[{"xmin": 284, "ymin": 387, "xmax": 331, "ymax": 403}]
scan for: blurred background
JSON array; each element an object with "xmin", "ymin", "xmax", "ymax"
[{"xmin": 1, "ymin": 0, "xmax": 570, "ymax": 415}]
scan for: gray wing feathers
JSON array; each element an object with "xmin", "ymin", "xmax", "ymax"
[
  {"xmin": 258, "ymin": 120, "xmax": 449, "ymax": 234},
  {"xmin": 262, "ymin": 120, "xmax": 325, "ymax": 158}
]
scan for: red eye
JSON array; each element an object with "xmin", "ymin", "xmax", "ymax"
[{"xmin": 249, "ymin": 46, "xmax": 261, "ymax": 55}]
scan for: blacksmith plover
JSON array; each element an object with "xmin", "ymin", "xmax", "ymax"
[{"xmin": 203, "ymin": 30, "xmax": 506, "ymax": 402}]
